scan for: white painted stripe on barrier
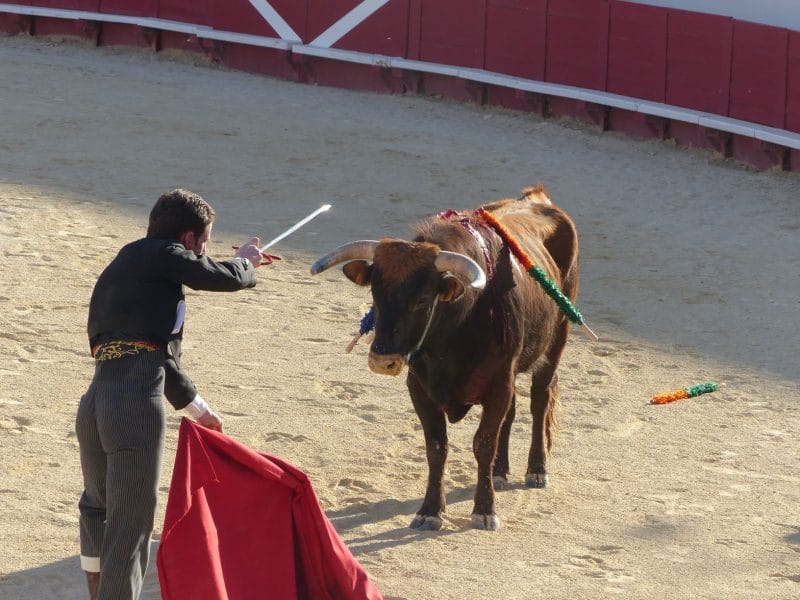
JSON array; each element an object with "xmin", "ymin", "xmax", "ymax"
[
  {"xmin": 388, "ymin": 56, "xmax": 464, "ymax": 78},
  {"xmin": 699, "ymin": 116, "xmax": 757, "ymax": 138},
  {"xmin": 247, "ymin": 0, "xmax": 300, "ymax": 43},
  {"xmin": 636, "ymin": 102, "xmax": 704, "ymax": 123},
  {"xmin": 310, "ymin": 0, "xmax": 389, "ymax": 48},
  {"xmin": 755, "ymin": 128, "xmax": 800, "ymax": 148},
  {"xmin": 202, "ymin": 29, "xmax": 290, "ymax": 50},
  {"xmin": 293, "ymin": 44, "xmax": 392, "ymax": 67},
  {"xmin": 2, "ymin": 3, "xmax": 799, "ymax": 151}
]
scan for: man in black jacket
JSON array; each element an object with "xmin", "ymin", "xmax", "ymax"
[{"xmin": 76, "ymin": 189, "xmax": 268, "ymax": 599}]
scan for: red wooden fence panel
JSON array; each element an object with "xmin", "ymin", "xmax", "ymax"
[
  {"xmin": 485, "ymin": 0, "xmax": 546, "ymax": 80},
  {"xmin": 212, "ymin": 0, "xmax": 306, "ymax": 40},
  {"xmin": 31, "ymin": 0, "xmax": 98, "ymax": 9},
  {"xmin": 666, "ymin": 9, "xmax": 732, "ymax": 115},
  {"xmin": 728, "ymin": 21, "xmax": 788, "ymax": 128},
  {"xmin": 790, "ymin": 33, "xmax": 800, "ymax": 170},
  {"xmin": 99, "ymin": 0, "xmax": 156, "ymax": 17},
  {"xmin": 158, "ymin": 0, "xmax": 211, "ymax": 26},
  {"xmin": 418, "ymin": 0, "xmax": 486, "ymax": 68},
  {"xmin": 307, "ymin": 0, "xmax": 409, "ymax": 56},
  {"xmin": 788, "ymin": 31, "xmax": 800, "ymax": 134},
  {"xmin": 608, "ymin": 0, "xmax": 666, "ymax": 101},
  {"xmin": 28, "ymin": 0, "xmax": 99, "ymax": 41},
  {"xmin": 307, "ymin": 0, "xmax": 359, "ymax": 43},
  {"xmin": 545, "ymin": 0, "xmax": 609, "ymax": 90},
  {"xmin": 0, "ymin": 10, "xmax": 31, "ymax": 37}
]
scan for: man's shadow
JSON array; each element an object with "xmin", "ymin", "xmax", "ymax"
[{"xmin": 0, "ymin": 548, "xmax": 161, "ymax": 600}]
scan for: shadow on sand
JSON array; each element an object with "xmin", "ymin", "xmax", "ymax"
[{"xmin": 0, "ymin": 546, "xmax": 161, "ymax": 600}]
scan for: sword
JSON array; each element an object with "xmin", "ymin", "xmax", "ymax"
[{"xmin": 259, "ymin": 204, "xmax": 332, "ymax": 252}]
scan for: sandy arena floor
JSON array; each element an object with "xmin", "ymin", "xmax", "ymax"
[{"xmin": 0, "ymin": 34, "xmax": 798, "ymax": 599}]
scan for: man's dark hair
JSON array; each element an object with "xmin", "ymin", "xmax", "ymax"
[{"xmin": 147, "ymin": 189, "xmax": 216, "ymax": 239}]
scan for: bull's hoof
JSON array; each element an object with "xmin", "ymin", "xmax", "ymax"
[
  {"xmin": 492, "ymin": 475, "xmax": 509, "ymax": 491},
  {"xmin": 471, "ymin": 513, "xmax": 500, "ymax": 531},
  {"xmin": 410, "ymin": 514, "xmax": 443, "ymax": 531},
  {"xmin": 525, "ymin": 472, "xmax": 549, "ymax": 488}
]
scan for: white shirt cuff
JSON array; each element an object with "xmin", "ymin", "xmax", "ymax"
[
  {"xmin": 184, "ymin": 394, "xmax": 209, "ymax": 419},
  {"xmin": 81, "ymin": 555, "xmax": 100, "ymax": 573}
]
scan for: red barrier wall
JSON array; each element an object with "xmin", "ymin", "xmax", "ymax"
[
  {"xmin": 485, "ymin": 0, "xmax": 547, "ymax": 80},
  {"xmin": 99, "ymin": 0, "xmax": 156, "ymax": 17},
  {"xmin": 32, "ymin": 0, "xmax": 98, "ymax": 8},
  {"xmin": 608, "ymin": 1, "xmax": 666, "ymax": 102},
  {"xmin": 212, "ymin": 0, "xmax": 302, "ymax": 39},
  {"xmin": 418, "ymin": 0, "xmax": 486, "ymax": 69},
  {"xmin": 309, "ymin": 0, "xmax": 408, "ymax": 56},
  {"xmin": 785, "ymin": 32, "xmax": 800, "ymax": 134},
  {"xmin": 666, "ymin": 9, "xmax": 732, "ymax": 115},
  {"xmin": 546, "ymin": 0, "xmax": 609, "ymax": 91},
  {"xmin": 729, "ymin": 21, "xmax": 788, "ymax": 128},
  {"xmin": 3, "ymin": 0, "xmax": 799, "ymax": 170},
  {"xmin": 157, "ymin": 0, "xmax": 210, "ymax": 25}
]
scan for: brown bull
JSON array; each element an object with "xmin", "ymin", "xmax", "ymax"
[{"xmin": 311, "ymin": 186, "xmax": 580, "ymax": 531}]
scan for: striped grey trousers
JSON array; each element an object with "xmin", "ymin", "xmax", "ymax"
[{"xmin": 76, "ymin": 351, "xmax": 166, "ymax": 600}]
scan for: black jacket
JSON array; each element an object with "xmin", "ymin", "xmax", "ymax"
[{"xmin": 88, "ymin": 237, "xmax": 256, "ymax": 409}]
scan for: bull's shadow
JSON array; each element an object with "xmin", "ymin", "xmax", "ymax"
[{"xmin": 325, "ymin": 483, "xmax": 532, "ymax": 553}]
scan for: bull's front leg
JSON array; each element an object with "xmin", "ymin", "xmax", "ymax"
[
  {"xmin": 472, "ymin": 375, "xmax": 515, "ymax": 531},
  {"xmin": 493, "ymin": 393, "xmax": 516, "ymax": 491},
  {"xmin": 408, "ymin": 373, "xmax": 448, "ymax": 531}
]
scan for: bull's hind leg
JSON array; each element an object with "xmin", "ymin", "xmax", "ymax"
[
  {"xmin": 493, "ymin": 393, "xmax": 516, "ymax": 491},
  {"xmin": 408, "ymin": 374, "xmax": 448, "ymax": 531},
  {"xmin": 527, "ymin": 327, "xmax": 569, "ymax": 488},
  {"xmin": 527, "ymin": 373, "xmax": 557, "ymax": 488}
]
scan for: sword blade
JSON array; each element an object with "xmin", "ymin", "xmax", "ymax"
[{"xmin": 259, "ymin": 204, "xmax": 331, "ymax": 252}]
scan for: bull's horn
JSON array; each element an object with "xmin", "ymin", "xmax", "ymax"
[
  {"xmin": 310, "ymin": 240, "xmax": 380, "ymax": 275},
  {"xmin": 435, "ymin": 250, "xmax": 486, "ymax": 289}
]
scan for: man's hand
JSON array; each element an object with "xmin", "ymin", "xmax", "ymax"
[
  {"xmin": 197, "ymin": 408, "xmax": 223, "ymax": 432},
  {"xmin": 234, "ymin": 237, "xmax": 281, "ymax": 267},
  {"xmin": 234, "ymin": 237, "xmax": 263, "ymax": 267}
]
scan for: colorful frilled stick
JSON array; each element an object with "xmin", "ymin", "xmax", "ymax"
[
  {"xmin": 476, "ymin": 207, "xmax": 598, "ymax": 341},
  {"xmin": 346, "ymin": 306, "xmax": 375, "ymax": 353},
  {"xmin": 650, "ymin": 382, "xmax": 722, "ymax": 405}
]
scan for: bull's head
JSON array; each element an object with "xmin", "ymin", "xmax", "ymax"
[{"xmin": 311, "ymin": 239, "xmax": 486, "ymax": 376}]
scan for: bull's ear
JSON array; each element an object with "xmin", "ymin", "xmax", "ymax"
[
  {"xmin": 438, "ymin": 274, "xmax": 465, "ymax": 302},
  {"xmin": 342, "ymin": 260, "xmax": 372, "ymax": 286}
]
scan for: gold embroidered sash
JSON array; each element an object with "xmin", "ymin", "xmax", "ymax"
[{"xmin": 92, "ymin": 340, "xmax": 160, "ymax": 362}]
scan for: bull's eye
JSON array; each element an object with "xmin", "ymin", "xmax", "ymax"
[{"xmin": 413, "ymin": 297, "xmax": 428, "ymax": 311}]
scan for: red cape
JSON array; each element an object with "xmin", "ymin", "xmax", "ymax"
[{"xmin": 157, "ymin": 419, "xmax": 383, "ymax": 600}]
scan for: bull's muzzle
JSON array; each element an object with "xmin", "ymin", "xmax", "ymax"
[{"xmin": 368, "ymin": 352, "xmax": 406, "ymax": 376}]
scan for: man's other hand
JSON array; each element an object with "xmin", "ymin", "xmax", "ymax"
[{"xmin": 197, "ymin": 409, "xmax": 223, "ymax": 432}]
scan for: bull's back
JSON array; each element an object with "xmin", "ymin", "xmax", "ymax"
[
  {"xmin": 483, "ymin": 188, "xmax": 578, "ymax": 293},
  {"xmin": 483, "ymin": 190, "xmax": 579, "ymax": 372}
]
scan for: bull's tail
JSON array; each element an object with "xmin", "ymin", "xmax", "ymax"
[{"xmin": 518, "ymin": 184, "xmax": 551, "ymax": 206}]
